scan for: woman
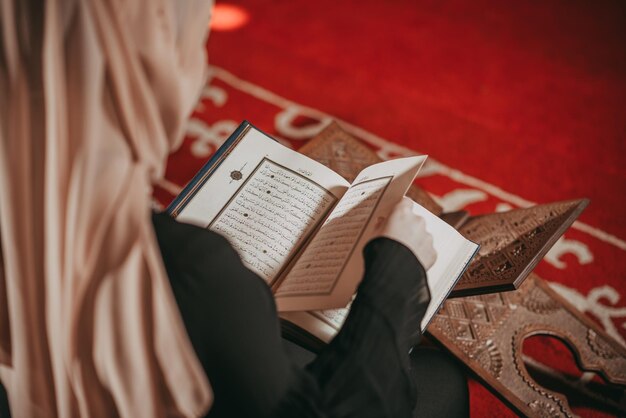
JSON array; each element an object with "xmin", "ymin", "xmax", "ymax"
[{"xmin": 0, "ymin": 1, "xmax": 467, "ymax": 416}]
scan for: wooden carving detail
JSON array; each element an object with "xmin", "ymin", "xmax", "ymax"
[
  {"xmin": 450, "ymin": 200, "xmax": 589, "ymax": 297},
  {"xmin": 299, "ymin": 123, "xmax": 626, "ymax": 415},
  {"xmin": 429, "ymin": 274, "xmax": 626, "ymax": 417},
  {"xmin": 298, "ymin": 121, "xmax": 443, "ymax": 215},
  {"xmin": 299, "ymin": 123, "xmax": 626, "ymax": 417},
  {"xmin": 300, "ymin": 122, "xmax": 588, "ymax": 298}
]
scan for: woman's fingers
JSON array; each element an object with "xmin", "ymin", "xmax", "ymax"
[{"xmin": 378, "ymin": 198, "xmax": 437, "ymax": 270}]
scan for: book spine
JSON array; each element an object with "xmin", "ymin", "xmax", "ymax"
[{"xmin": 166, "ymin": 120, "xmax": 251, "ymax": 216}]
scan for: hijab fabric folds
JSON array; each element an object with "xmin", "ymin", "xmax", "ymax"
[{"xmin": 0, "ymin": 0, "xmax": 214, "ymax": 416}]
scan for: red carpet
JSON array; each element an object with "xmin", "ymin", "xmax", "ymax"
[{"xmin": 155, "ymin": 1, "xmax": 626, "ymax": 416}]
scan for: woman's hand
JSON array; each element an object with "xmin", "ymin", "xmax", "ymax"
[{"xmin": 376, "ymin": 197, "xmax": 437, "ymax": 270}]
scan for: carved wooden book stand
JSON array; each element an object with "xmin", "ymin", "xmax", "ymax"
[
  {"xmin": 429, "ymin": 275, "xmax": 626, "ymax": 416},
  {"xmin": 451, "ymin": 200, "xmax": 589, "ymax": 297},
  {"xmin": 300, "ymin": 122, "xmax": 585, "ymax": 297},
  {"xmin": 300, "ymin": 121, "xmax": 626, "ymax": 416}
]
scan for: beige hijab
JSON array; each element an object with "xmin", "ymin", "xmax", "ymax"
[{"xmin": 0, "ymin": 0, "xmax": 214, "ymax": 416}]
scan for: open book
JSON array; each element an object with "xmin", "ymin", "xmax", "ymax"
[{"xmin": 168, "ymin": 121, "xmax": 479, "ymax": 342}]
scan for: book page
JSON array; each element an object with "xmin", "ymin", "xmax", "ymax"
[
  {"xmin": 274, "ymin": 156, "xmax": 427, "ymax": 311},
  {"xmin": 177, "ymin": 127, "xmax": 350, "ymax": 285},
  {"xmin": 275, "ymin": 177, "xmax": 391, "ymax": 294},
  {"xmin": 280, "ymin": 307, "xmax": 349, "ymax": 344},
  {"xmin": 412, "ymin": 202, "xmax": 479, "ymax": 330}
]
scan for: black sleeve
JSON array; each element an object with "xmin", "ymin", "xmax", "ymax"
[
  {"xmin": 275, "ymin": 237, "xmax": 433, "ymax": 418},
  {"xmin": 152, "ymin": 212, "xmax": 295, "ymax": 418}
]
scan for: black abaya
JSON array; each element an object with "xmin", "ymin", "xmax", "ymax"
[{"xmin": 152, "ymin": 212, "xmax": 468, "ymax": 418}]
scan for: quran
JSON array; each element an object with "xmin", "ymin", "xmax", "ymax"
[{"xmin": 168, "ymin": 121, "xmax": 479, "ymax": 340}]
